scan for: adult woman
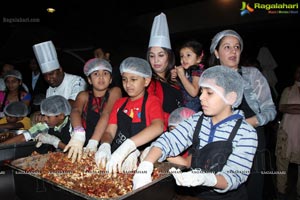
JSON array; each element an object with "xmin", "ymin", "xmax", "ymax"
[
  {"xmin": 146, "ymin": 13, "xmax": 182, "ymax": 127},
  {"xmin": 0, "ymin": 70, "xmax": 31, "ymax": 118},
  {"xmin": 209, "ymin": 29, "xmax": 277, "ymax": 200}
]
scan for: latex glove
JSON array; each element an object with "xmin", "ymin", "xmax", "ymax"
[
  {"xmin": 63, "ymin": 128, "xmax": 86, "ymax": 163},
  {"xmin": 132, "ymin": 161, "xmax": 154, "ymax": 190},
  {"xmin": 95, "ymin": 143, "xmax": 111, "ymax": 169},
  {"xmin": 121, "ymin": 150, "xmax": 140, "ymax": 172},
  {"xmin": 83, "ymin": 139, "xmax": 99, "ymax": 157},
  {"xmin": 169, "ymin": 167, "xmax": 217, "ymax": 187},
  {"xmin": 139, "ymin": 146, "xmax": 151, "ymax": 162},
  {"xmin": 35, "ymin": 133, "xmax": 61, "ymax": 148},
  {"xmin": 106, "ymin": 139, "xmax": 136, "ymax": 175}
]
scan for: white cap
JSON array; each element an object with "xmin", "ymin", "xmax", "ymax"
[
  {"xmin": 32, "ymin": 41, "xmax": 60, "ymax": 74},
  {"xmin": 148, "ymin": 13, "xmax": 171, "ymax": 49}
]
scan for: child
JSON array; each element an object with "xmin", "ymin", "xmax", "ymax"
[
  {"xmin": 63, "ymin": 58, "xmax": 122, "ymax": 163},
  {"xmin": 0, "ymin": 101, "xmax": 31, "ymax": 130},
  {"xmin": 1, "ymin": 95, "xmax": 72, "ymax": 153},
  {"xmin": 173, "ymin": 40, "xmax": 205, "ymax": 112},
  {"xmin": 133, "ymin": 65, "xmax": 258, "ymax": 200},
  {"xmin": 94, "ymin": 57, "xmax": 164, "ymax": 174}
]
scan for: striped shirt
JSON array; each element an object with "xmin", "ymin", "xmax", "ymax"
[{"xmin": 152, "ymin": 110, "xmax": 257, "ymax": 193}]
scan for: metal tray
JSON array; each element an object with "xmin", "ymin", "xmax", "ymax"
[{"xmin": 8, "ymin": 153, "xmax": 185, "ymax": 200}]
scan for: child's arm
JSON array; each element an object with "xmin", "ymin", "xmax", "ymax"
[
  {"xmin": 177, "ymin": 67, "xmax": 200, "ymax": 97},
  {"xmin": 0, "ymin": 121, "xmax": 24, "ymax": 130},
  {"xmin": 0, "ymin": 134, "xmax": 26, "ymax": 145},
  {"xmin": 88, "ymin": 87, "xmax": 122, "ymax": 144}
]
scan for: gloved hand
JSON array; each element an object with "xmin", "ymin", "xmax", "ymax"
[
  {"xmin": 139, "ymin": 146, "xmax": 151, "ymax": 162},
  {"xmin": 132, "ymin": 161, "xmax": 154, "ymax": 190},
  {"xmin": 63, "ymin": 127, "xmax": 86, "ymax": 163},
  {"xmin": 169, "ymin": 167, "xmax": 217, "ymax": 187},
  {"xmin": 121, "ymin": 150, "xmax": 140, "ymax": 172},
  {"xmin": 95, "ymin": 143, "xmax": 111, "ymax": 169},
  {"xmin": 106, "ymin": 139, "xmax": 136, "ymax": 175},
  {"xmin": 83, "ymin": 139, "xmax": 99, "ymax": 158},
  {"xmin": 35, "ymin": 133, "xmax": 61, "ymax": 148}
]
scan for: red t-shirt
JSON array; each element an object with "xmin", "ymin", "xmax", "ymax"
[{"xmin": 108, "ymin": 94, "xmax": 164, "ymax": 126}]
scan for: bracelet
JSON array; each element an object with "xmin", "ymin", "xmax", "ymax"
[{"xmin": 73, "ymin": 126, "xmax": 85, "ymax": 132}]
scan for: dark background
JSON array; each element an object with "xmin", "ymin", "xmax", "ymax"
[{"xmin": 0, "ymin": 0, "xmax": 299, "ymax": 98}]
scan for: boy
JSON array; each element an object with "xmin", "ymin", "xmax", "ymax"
[
  {"xmin": 0, "ymin": 101, "xmax": 31, "ymax": 130},
  {"xmin": 95, "ymin": 57, "xmax": 164, "ymax": 174},
  {"xmin": 133, "ymin": 65, "xmax": 258, "ymax": 199},
  {"xmin": 2, "ymin": 95, "xmax": 72, "ymax": 153}
]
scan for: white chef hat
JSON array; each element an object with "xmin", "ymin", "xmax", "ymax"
[
  {"xmin": 32, "ymin": 41, "xmax": 60, "ymax": 74},
  {"xmin": 148, "ymin": 12, "xmax": 171, "ymax": 49}
]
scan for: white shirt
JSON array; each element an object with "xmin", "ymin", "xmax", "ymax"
[{"xmin": 46, "ymin": 72, "xmax": 87, "ymax": 100}]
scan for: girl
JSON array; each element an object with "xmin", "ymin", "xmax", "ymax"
[
  {"xmin": 174, "ymin": 40, "xmax": 205, "ymax": 112},
  {"xmin": 64, "ymin": 58, "xmax": 122, "ymax": 163}
]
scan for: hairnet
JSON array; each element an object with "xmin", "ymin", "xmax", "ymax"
[
  {"xmin": 168, "ymin": 107, "xmax": 195, "ymax": 127},
  {"xmin": 83, "ymin": 58, "xmax": 112, "ymax": 76},
  {"xmin": 199, "ymin": 65, "xmax": 244, "ymax": 108},
  {"xmin": 210, "ymin": 29, "xmax": 243, "ymax": 54},
  {"xmin": 120, "ymin": 57, "xmax": 152, "ymax": 78},
  {"xmin": 4, "ymin": 101, "xmax": 28, "ymax": 117},
  {"xmin": 40, "ymin": 95, "xmax": 71, "ymax": 116},
  {"xmin": 4, "ymin": 69, "xmax": 22, "ymax": 80}
]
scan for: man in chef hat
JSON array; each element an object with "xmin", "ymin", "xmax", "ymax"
[{"xmin": 33, "ymin": 40, "xmax": 87, "ymax": 107}]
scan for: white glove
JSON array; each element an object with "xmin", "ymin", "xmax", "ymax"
[
  {"xmin": 121, "ymin": 150, "xmax": 140, "ymax": 173},
  {"xmin": 63, "ymin": 128, "xmax": 86, "ymax": 163},
  {"xmin": 95, "ymin": 143, "xmax": 111, "ymax": 169},
  {"xmin": 169, "ymin": 167, "xmax": 217, "ymax": 187},
  {"xmin": 106, "ymin": 139, "xmax": 136, "ymax": 175},
  {"xmin": 35, "ymin": 133, "xmax": 61, "ymax": 148},
  {"xmin": 132, "ymin": 161, "xmax": 154, "ymax": 190},
  {"xmin": 139, "ymin": 146, "xmax": 151, "ymax": 162},
  {"xmin": 83, "ymin": 139, "xmax": 99, "ymax": 157}
]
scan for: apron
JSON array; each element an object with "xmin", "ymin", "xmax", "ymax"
[
  {"xmin": 111, "ymin": 92, "xmax": 148, "ymax": 152},
  {"xmin": 177, "ymin": 114, "xmax": 247, "ymax": 200},
  {"xmin": 85, "ymin": 91, "xmax": 108, "ymax": 146},
  {"xmin": 36, "ymin": 119, "xmax": 71, "ymax": 154}
]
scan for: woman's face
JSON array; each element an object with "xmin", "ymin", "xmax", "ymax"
[
  {"xmin": 5, "ymin": 77, "xmax": 21, "ymax": 92},
  {"xmin": 214, "ymin": 36, "xmax": 241, "ymax": 69},
  {"xmin": 148, "ymin": 47, "xmax": 169, "ymax": 76}
]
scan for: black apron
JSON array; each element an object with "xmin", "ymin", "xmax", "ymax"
[
  {"xmin": 85, "ymin": 91, "xmax": 108, "ymax": 146},
  {"xmin": 177, "ymin": 114, "xmax": 247, "ymax": 200},
  {"xmin": 36, "ymin": 119, "xmax": 71, "ymax": 154},
  {"xmin": 111, "ymin": 92, "xmax": 148, "ymax": 153}
]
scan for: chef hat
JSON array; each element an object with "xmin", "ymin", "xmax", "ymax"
[
  {"xmin": 32, "ymin": 41, "xmax": 60, "ymax": 74},
  {"xmin": 199, "ymin": 65, "xmax": 244, "ymax": 108},
  {"xmin": 210, "ymin": 29, "xmax": 243, "ymax": 54},
  {"xmin": 148, "ymin": 13, "xmax": 171, "ymax": 49}
]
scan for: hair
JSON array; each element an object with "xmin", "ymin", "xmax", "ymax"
[
  {"xmin": 179, "ymin": 40, "xmax": 205, "ymax": 75},
  {"xmin": 146, "ymin": 47, "xmax": 177, "ymax": 86}
]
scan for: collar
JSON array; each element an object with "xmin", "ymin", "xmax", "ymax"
[{"xmin": 54, "ymin": 116, "xmax": 69, "ymax": 132}]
